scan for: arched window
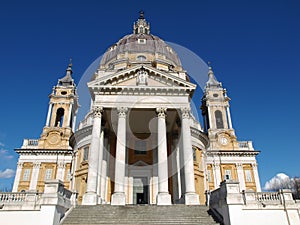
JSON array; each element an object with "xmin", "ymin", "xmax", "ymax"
[
  {"xmin": 55, "ymin": 108, "xmax": 64, "ymax": 127},
  {"xmin": 215, "ymin": 110, "xmax": 224, "ymax": 129},
  {"xmin": 137, "ymin": 55, "xmax": 146, "ymax": 61}
]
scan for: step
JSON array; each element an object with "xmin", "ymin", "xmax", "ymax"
[{"xmin": 62, "ymin": 205, "xmax": 220, "ymax": 225}]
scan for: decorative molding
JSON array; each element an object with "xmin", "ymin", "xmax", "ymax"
[
  {"xmin": 33, "ymin": 162, "xmax": 41, "ymax": 168},
  {"xmin": 213, "ymin": 163, "xmax": 220, "ymax": 169},
  {"xmin": 181, "ymin": 107, "xmax": 190, "ymax": 119},
  {"xmin": 207, "ymin": 150, "xmax": 259, "ymax": 157},
  {"xmin": 190, "ymin": 127, "xmax": 209, "ymax": 149},
  {"xmin": 17, "ymin": 162, "xmax": 24, "ymax": 168},
  {"xmin": 236, "ymin": 163, "xmax": 243, "ymax": 169},
  {"xmin": 58, "ymin": 160, "xmax": 66, "ymax": 169},
  {"xmin": 136, "ymin": 68, "xmax": 148, "ymax": 86},
  {"xmin": 92, "ymin": 106, "xmax": 103, "ymax": 118},
  {"xmin": 15, "ymin": 148, "xmax": 73, "ymax": 155},
  {"xmin": 156, "ymin": 107, "xmax": 167, "ymax": 118},
  {"xmin": 117, "ymin": 107, "xmax": 128, "ymax": 118}
]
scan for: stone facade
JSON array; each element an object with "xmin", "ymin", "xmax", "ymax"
[{"xmin": 12, "ymin": 13, "xmax": 261, "ymax": 207}]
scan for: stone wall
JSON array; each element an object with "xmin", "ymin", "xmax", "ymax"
[
  {"xmin": 209, "ymin": 180, "xmax": 300, "ymax": 225},
  {"xmin": 0, "ymin": 180, "xmax": 73, "ymax": 225}
]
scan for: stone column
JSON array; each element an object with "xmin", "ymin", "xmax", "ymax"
[
  {"xmin": 82, "ymin": 106, "xmax": 103, "ymax": 205},
  {"xmin": 236, "ymin": 163, "xmax": 246, "ymax": 191},
  {"xmin": 252, "ymin": 163, "xmax": 261, "ymax": 192},
  {"xmin": 55, "ymin": 161, "xmax": 66, "ymax": 181},
  {"xmin": 96, "ymin": 130, "xmax": 104, "ymax": 203},
  {"xmin": 156, "ymin": 107, "xmax": 171, "ymax": 205},
  {"xmin": 213, "ymin": 162, "xmax": 222, "ymax": 188},
  {"xmin": 181, "ymin": 107, "xmax": 199, "ymax": 205},
  {"xmin": 100, "ymin": 135, "xmax": 109, "ymax": 203},
  {"xmin": 12, "ymin": 162, "xmax": 23, "ymax": 192},
  {"xmin": 111, "ymin": 107, "xmax": 128, "ymax": 205},
  {"xmin": 226, "ymin": 106, "xmax": 233, "ymax": 129},
  {"xmin": 72, "ymin": 114, "xmax": 77, "ymax": 132},
  {"xmin": 29, "ymin": 162, "xmax": 41, "ymax": 190},
  {"xmin": 207, "ymin": 104, "xmax": 213, "ymax": 129},
  {"xmin": 67, "ymin": 103, "xmax": 73, "ymax": 128},
  {"xmin": 45, "ymin": 103, "xmax": 53, "ymax": 126}
]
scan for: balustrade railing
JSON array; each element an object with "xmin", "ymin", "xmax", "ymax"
[
  {"xmin": 255, "ymin": 192, "xmax": 282, "ymax": 204},
  {"xmin": 22, "ymin": 139, "xmax": 39, "ymax": 149},
  {"xmin": 0, "ymin": 192, "xmax": 26, "ymax": 202}
]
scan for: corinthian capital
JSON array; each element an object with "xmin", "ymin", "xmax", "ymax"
[
  {"xmin": 156, "ymin": 107, "xmax": 167, "ymax": 118},
  {"xmin": 117, "ymin": 107, "xmax": 128, "ymax": 118},
  {"xmin": 93, "ymin": 106, "xmax": 103, "ymax": 118},
  {"xmin": 181, "ymin": 107, "xmax": 190, "ymax": 119}
]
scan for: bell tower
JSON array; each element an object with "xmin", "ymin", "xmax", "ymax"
[
  {"xmin": 38, "ymin": 61, "xmax": 79, "ymax": 149},
  {"xmin": 201, "ymin": 65, "xmax": 238, "ymax": 150}
]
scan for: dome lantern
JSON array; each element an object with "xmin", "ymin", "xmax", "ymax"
[{"xmin": 133, "ymin": 11, "xmax": 150, "ymax": 34}]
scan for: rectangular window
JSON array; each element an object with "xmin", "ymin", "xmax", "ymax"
[
  {"xmin": 224, "ymin": 169, "xmax": 232, "ymax": 180},
  {"xmin": 207, "ymin": 170, "xmax": 212, "ymax": 182},
  {"xmin": 138, "ymin": 39, "xmax": 146, "ymax": 44},
  {"xmin": 83, "ymin": 147, "xmax": 89, "ymax": 161},
  {"xmin": 45, "ymin": 168, "xmax": 53, "ymax": 181},
  {"xmin": 245, "ymin": 170, "xmax": 253, "ymax": 182},
  {"xmin": 23, "ymin": 168, "xmax": 31, "ymax": 181},
  {"xmin": 134, "ymin": 140, "xmax": 147, "ymax": 155}
]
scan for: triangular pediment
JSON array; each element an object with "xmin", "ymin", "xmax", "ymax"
[{"xmin": 88, "ymin": 65, "xmax": 196, "ymax": 95}]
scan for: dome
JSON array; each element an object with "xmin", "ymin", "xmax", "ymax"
[{"xmin": 99, "ymin": 12, "xmax": 182, "ymax": 72}]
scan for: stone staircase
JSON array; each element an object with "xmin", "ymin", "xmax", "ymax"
[{"xmin": 61, "ymin": 205, "xmax": 220, "ymax": 225}]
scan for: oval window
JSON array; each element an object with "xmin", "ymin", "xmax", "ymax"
[{"xmin": 61, "ymin": 91, "xmax": 67, "ymax": 95}]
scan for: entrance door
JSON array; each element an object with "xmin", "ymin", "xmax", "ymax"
[{"xmin": 133, "ymin": 177, "xmax": 149, "ymax": 204}]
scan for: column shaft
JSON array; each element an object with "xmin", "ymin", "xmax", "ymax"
[
  {"xmin": 156, "ymin": 107, "xmax": 171, "ymax": 205},
  {"xmin": 236, "ymin": 163, "xmax": 246, "ymax": 191},
  {"xmin": 252, "ymin": 163, "xmax": 261, "ymax": 192},
  {"xmin": 181, "ymin": 107, "xmax": 199, "ymax": 205},
  {"xmin": 213, "ymin": 163, "xmax": 222, "ymax": 187},
  {"xmin": 226, "ymin": 106, "xmax": 233, "ymax": 129},
  {"xmin": 111, "ymin": 107, "xmax": 127, "ymax": 205},
  {"xmin": 96, "ymin": 130, "xmax": 104, "ymax": 202},
  {"xmin": 56, "ymin": 161, "xmax": 66, "ymax": 181},
  {"xmin": 82, "ymin": 106, "xmax": 103, "ymax": 205},
  {"xmin": 45, "ymin": 104, "xmax": 53, "ymax": 126},
  {"xmin": 29, "ymin": 162, "xmax": 41, "ymax": 190},
  {"xmin": 12, "ymin": 162, "xmax": 23, "ymax": 192}
]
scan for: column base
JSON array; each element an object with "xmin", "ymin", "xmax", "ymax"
[
  {"xmin": 157, "ymin": 192, "xmax": 172, "ymax": 205},
  {"xmin": 111, "ymin": 192, "xmax": 126, "ymax": 205},
  {"xmin": 82, "ymin": 192, "xmax": 98, "ymax": 205},
  {"xmin": 184, "ymin": 192, "xmax": 200, "ymax": 205}
]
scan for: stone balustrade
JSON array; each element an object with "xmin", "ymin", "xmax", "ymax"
[
  {"xmin": 21, "ymin": 139, "xmax": 39, "ymax": 149},
  {"xmin": 0, "ymin": 192, "xmax": 27, "ymax": 202},
  {"xmin": 238, "ymin": 141, "xmax": 253, "ymax": 150},
  {"xmin": 255, "ymin": 192, "xmax": 282, "ymax": 204},
  {"xmin": 209, "ymin": 180, "xmax": 300, "ymax": 225}
]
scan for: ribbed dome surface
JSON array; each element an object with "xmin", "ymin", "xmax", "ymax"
[{"xmin": 100, "ymin": 33, "xmax": 182, "ymax": 67}]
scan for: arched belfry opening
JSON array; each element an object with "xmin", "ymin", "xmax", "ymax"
[
  {"xmin": 215, "ymin": 110, "xmax": 224, "ymax": 129},
  {"xmin": 55, "ymin": 108, "xmax": 65, "ymax": 127}
]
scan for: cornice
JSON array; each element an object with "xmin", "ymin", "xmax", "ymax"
[{"xmin": 206, "ymin": 150, "xmax": 260, "ymax": 157}]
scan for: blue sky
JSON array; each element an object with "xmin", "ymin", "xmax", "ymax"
[{"xmin": 0, "ymin": 0, "xmax": 299, "ymax": 191}]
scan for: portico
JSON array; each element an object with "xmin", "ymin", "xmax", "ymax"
[{"xmin": 82, "ymin": 104, "xmax": 200, "ymax": 205}]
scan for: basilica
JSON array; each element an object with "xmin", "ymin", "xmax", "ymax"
[{"xmin": 12, "ymin": 12, "xmax": 261, "ymax": 207}]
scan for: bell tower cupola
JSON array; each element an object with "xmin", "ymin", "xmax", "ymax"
[
  {"xmin": 201, "ymin": 64, "xmax": 236, "ymax": 143},
  {"xmin": 38, "ymin": 60, "xmax": 79, "ymax": 149}
]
